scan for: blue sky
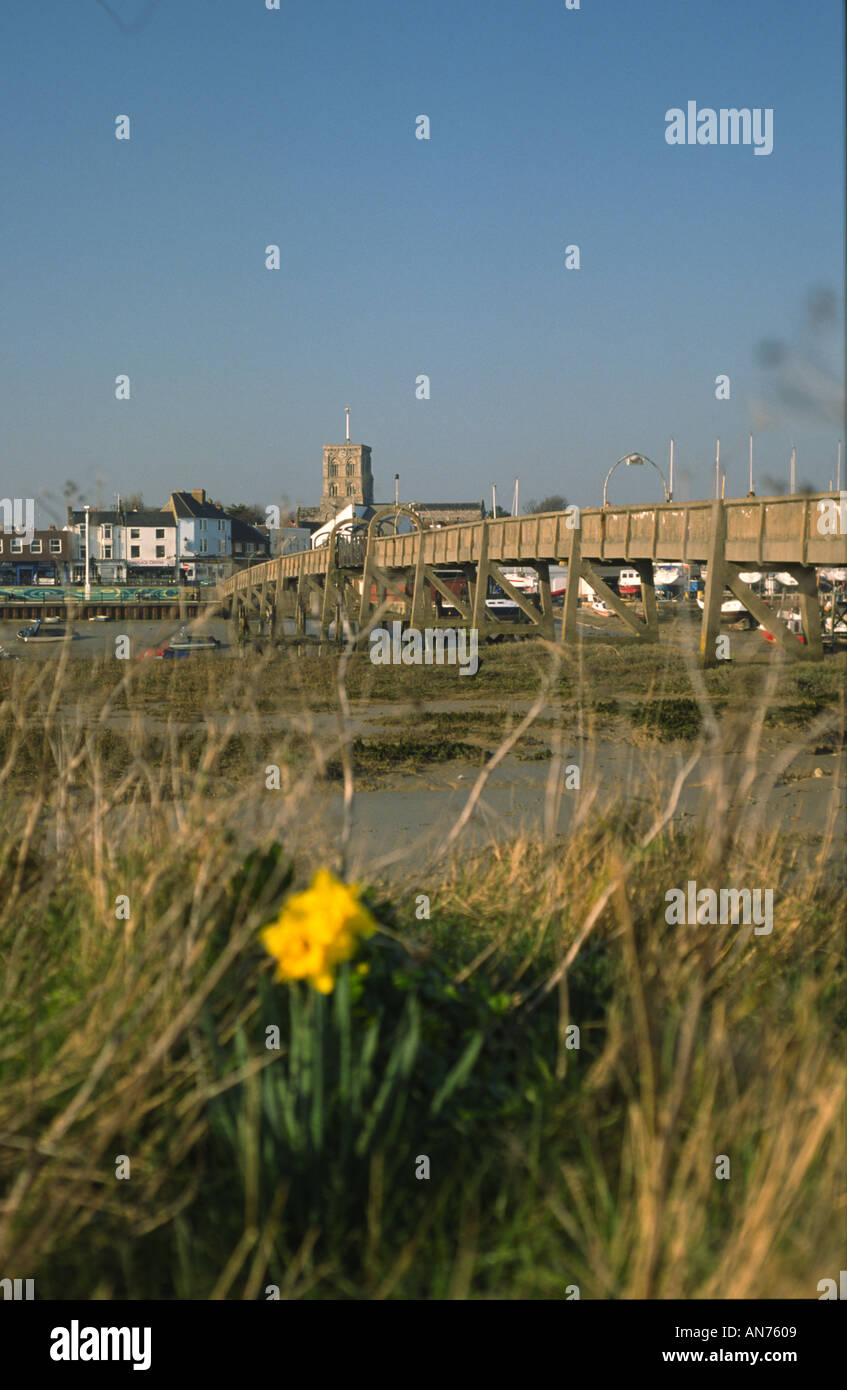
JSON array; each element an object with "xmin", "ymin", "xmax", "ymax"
[{"xmin": 2, "ymin": 0, "xmax": 843, "ymax": 523}]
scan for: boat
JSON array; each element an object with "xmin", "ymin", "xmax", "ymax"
[
  {"xmin": 16, "ymin": 619, "xmax": 72, "ymax": 642},
  {"xmin": 88, "ymin": 614, "xmax": 109, "ymax": 621},
  {"xmin": 653, "ymin": 563, "xmax": 684, "ymax": 595},
  {"xmin": 695, "ymin": 592, "xmax": 750, "ymax": 619},
  {"xmin": 617, "ymin": 568, "xmax": 641, "ymax": 597},
  {"xmin": 485, "ymin": 577, "xmax": 532, "ymax": 620},
  {"xmin": 585, "ymin": 597, "xmax": 615, "ymax": 617},
  {"xmin": 499, "ymin": 566, "xmax": 539, "ymax": 595},
  {"xmin": 549, "ymin": 565, "xmax": 568, "ymax": 602},
  {"xmin": 167, "ymin": 629, "xmax": 221, "ymax": 651},
  {"xmin": 760, "ymin": 611, "xmax": 806, "ymax": 645},
  {"xmin": 0, "ymin": 645, "xmax": 20, "ymax": 659}
]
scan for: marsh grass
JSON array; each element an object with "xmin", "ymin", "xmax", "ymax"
[{"xmin": 0, "ymin": 637, "xmax": 844, "ymax": 1298}]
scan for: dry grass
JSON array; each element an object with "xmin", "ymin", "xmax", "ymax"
[{"xmin": 0, "ymin": 636, "xmax": 844, "ymax": 1298}]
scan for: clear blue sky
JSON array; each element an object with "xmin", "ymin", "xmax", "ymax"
[{"xmin": 2, "ymin": 0, "xmax": 843, "ymax": 524}]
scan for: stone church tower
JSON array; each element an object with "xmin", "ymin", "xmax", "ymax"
[{"xmin": 319, "ymin": 441, "xmax": 374, "ymax": 519}]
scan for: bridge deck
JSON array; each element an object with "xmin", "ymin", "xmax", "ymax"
[
  {"xmin": 222, "ymin": 494, "xmax": 847, "ymax": 596},
  {"xmin": 219, "ymin": 495, "xmax": 845, "ymax": 665}
]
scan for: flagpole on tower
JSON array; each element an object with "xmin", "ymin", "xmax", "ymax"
[{"xmin": 345, "ymin": 406, "xmax": 350, "ymax": 443}]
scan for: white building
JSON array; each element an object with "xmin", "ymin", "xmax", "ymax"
[
  {"xmin": 67, "ymin": 509, "xmax": 177, "ymax": 582},
  {"xmin": 163, "ymin": 490, "xmax": 231, "ymax": 580}
]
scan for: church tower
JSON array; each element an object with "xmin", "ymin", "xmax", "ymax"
[{"xmin": 318, "ymin": 408, "xmax": 374, "ymax": 518}]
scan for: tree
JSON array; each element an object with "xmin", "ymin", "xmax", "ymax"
[
  {"xmin": 226, "ymin": 503, "xmax": 265, "ymax": 525},
  {"xmin": 526, "ymin": 494, "xmax": 567, "ymax": 514},
  {"xmin": 124, "ymin": 492, "xmax": 144, "ymax": 510}
]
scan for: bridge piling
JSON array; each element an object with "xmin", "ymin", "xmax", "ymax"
[{"xmin": 699, "ymin": 500, "xmax": 729, "ymax": 666}]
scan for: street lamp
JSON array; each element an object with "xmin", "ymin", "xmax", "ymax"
[
  {"xmin": 83, "ymin": 504, "xmax": 91, "ymax": 599},
  {"xmin": 602, "ymin": 453, "xmax": 670, "ymax": 507}
]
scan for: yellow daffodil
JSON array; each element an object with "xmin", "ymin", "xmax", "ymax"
[{"xmin": 260, "ymin": 869, "xmax": 377, "ymax": 993}]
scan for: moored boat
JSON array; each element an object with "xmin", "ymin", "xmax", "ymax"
[
  {"xmin": 617, "ymin": 568, "xmax": 641, "ymax": 597},
  {"xmin": 167, "ymin": 629, "xmax": 221, "ymax": 651},
  {"xmin": 16, "ymin": 619, "xmax": 72, "ymax": 642}
]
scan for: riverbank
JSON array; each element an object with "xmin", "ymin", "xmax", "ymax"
[{"xmin": 0, "ymin": 630, "xmax": 843, "ymax": 1299}]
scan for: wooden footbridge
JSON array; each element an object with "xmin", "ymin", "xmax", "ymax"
[{"xmin": 219, "ymin": 494, "xmax": 847, "ymax": 664}]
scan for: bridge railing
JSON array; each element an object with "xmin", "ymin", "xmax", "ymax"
[{"xmin": 219, "ymin": 493, "xmax": 847, "ymax": 597}]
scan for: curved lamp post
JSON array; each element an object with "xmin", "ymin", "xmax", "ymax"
[{"xmin": 602, "ymin": 453, "xmax": 670, "ymax": 507}]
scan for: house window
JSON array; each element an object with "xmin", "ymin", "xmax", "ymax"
[
  {"xmin": 103, "ymin": 546, "xmax": 112, "ymax": 559},
  {"xmin": 329, "ymin": 484, "xmax": 338, "ymax": 497},
  {"xmin": 155, "ymin": 545, "xmax": 165, "ymax": 558},
  {"xmin": 49, "ymin": 538, "xmax": 61, "ymax": 553},
  {"xmin": 346, "ymin": 463, "xmax": 353, "ymax": 477},
  {"xmin": 235, "ymin": 542, "xmax": 242, "ymax": 554},
  {"xmin": 329, "ymin": 463, "xmax": 337, "ymax": 478},
  {"xmin": 199, "ymin": 538, "xmax": 208, "ymax": 554},
  {"xmin": 199, "ymin": 519, "xmax": 207, "ymax": 532},
  {"xmin": 31, "ymin": 539, "xmax": 42, "ymax": 553},
  {"xmin": 11, "ymin": 539, "xmax": 23, "ymax": 554},
  {"xmin": 130, "ymin": 545, "xmax": 140, "ymax": 559},
  {"xmin": 103, "ymin": 525, "xmax": 112, "ymax": 539},
  {"xmin": 156, "ymin": 528, "xmax": 165, "ymax": 539},
  {"xmin": 130, "ymin": 528, "xmax": 140, "ymax": 539}
]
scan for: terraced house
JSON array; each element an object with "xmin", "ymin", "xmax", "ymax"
[
  {"xmin": 66, "ymin": 508, "xmax": 177, "ymax": 583},
  {"xmin": 0, "ymin": 525, "xmax": 72, "ymax": 585},
  {"xmin": 162, "ymin": 489, "xmax": 232, "ymax": 581}
]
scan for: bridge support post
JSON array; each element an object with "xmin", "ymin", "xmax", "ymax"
[
  {"xmin": 319, "ymin": 571, "xmax": 334, "ymax": 639},
  {"xmin": 561, "ymin": 524, "xmax": 582, "ymax": 645},
  {"xmin": 410, "ymin": 548, "xmax": 429, "ymax": 628},
  {"xmin": 795, "ymin": 568, "xmax": 824, "ymax": 660},
  {"xmin": 699, "ymin": 500, "xmax": 727, "ymax": 667},
  {"xmin": 471, "ymin": 520, "xmax": 490, "ymax": 636},
  {"xmin": 359, "ymin": 547, "xmax": 377, "ymax": 632},
  {"xmin": 633, "ymin": 560, "xmax": 659, "ymax": 641},
  {"xmin": 534, "ymin": 562, "xmax": 555, "ymax": 640},
  {"xmin": 295, "ymin": 578, "xmax": 307, "ymax": 635}
]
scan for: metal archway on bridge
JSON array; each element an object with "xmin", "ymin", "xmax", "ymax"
[{"xmin": 358, "ymin": 504, "xmax": 428, "ymax": 632}]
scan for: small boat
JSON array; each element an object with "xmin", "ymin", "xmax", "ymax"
[
  {"xmin": 586, "ymin": 597, "xmax": 615, "ymax": 617},
  {"xmin": 16, "ymin": 619, "xmax": 72, "ymax": 642},
  {"xmin": 167, "ymin": 629, "xmax": 221, "ymax": 651},
  {"xmin": 653, "ymin": 563, "xmax": 684, "ymax": 594},
  {"xmin": 88, "ymin": 614, "xmax": 109, "ymax": 621},
  {"xmin": 549, "ymin": 565, "xmax": 568, "ymax": 602},
  {"xmin": 43, "ymin": 615, "xmax": 62, "ymax": 624},
  {"xmin": 617, "ymin": 568, "xmax": 641, "ymax": 597},
  {"xmin": 499, "ymin": 566, "xmax": 539, "ymax": 594},
  {"xmin": 760, "ymin": 612, "xmax": 806, "ymax": 645},
  {"xmin": 695, "ymin": 592, "xmax": 749, "ymax": 618}
]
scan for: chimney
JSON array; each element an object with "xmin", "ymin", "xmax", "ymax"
[{"xmin": 191, "ymin": 488, "xmax": 206, "ymax": 504}]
